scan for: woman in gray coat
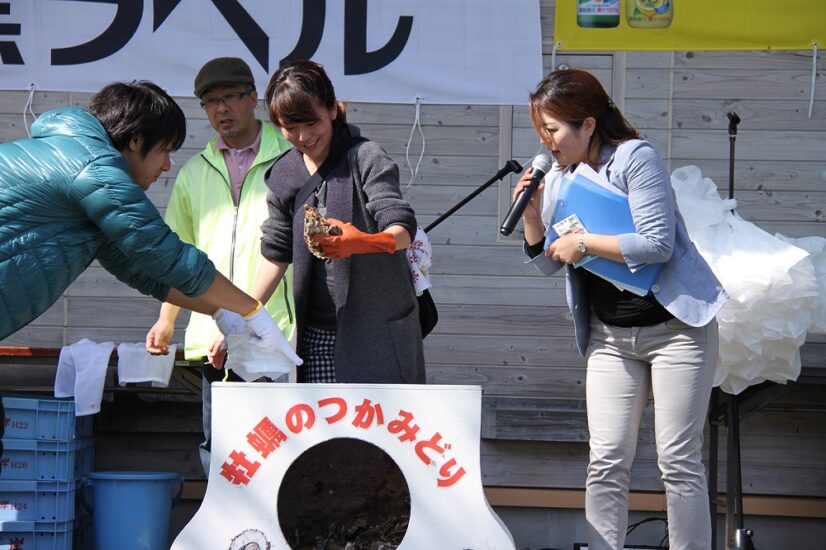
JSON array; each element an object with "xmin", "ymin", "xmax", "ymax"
[{"xmin": 251, "ymin": 60, "xmax": 425, "ymax": 384}]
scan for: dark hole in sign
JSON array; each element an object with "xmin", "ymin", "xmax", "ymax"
[{"xmin": 278, "ymin": 437, "xmax": 411, "ymax": 549}]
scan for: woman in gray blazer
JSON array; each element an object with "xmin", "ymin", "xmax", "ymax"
[
  {"xmin": 251, "ymin": 60, "xmax": 425, "ymax": 385},
  {"xmin": 516, "ymin": 69, "xmax": 728, "ymax": 550}
]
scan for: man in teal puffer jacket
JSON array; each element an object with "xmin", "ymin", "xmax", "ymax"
[{"xmin": 0, "ymin": 80, "xmax": 299, "ymax": 359}]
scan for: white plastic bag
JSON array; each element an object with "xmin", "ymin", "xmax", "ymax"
[
  {"xmin": 224, "ymin": 333, "xmax": 295, "ymax": 383},
  {"xmin": 776, "ymin": 234, "xmax": 826, "ymax": 334},
  {"xmin": 671, "ymin": 166, "xmax": 822, "ymax": 394}
]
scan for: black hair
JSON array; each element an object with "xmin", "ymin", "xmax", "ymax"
[
  {"xmin": 88, "ymin": 80, "xmax": 186, "ymax": 156},
  {"xmin": 264, "ymin": 59, "xmax": 346, "ymax": 126}
]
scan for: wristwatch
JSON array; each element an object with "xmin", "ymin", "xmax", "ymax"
[{"xmin": 577, "ymin": 233, "xmax": 587, "ymax": 254}]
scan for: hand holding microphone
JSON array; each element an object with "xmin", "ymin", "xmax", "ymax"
[{"xmin": 500, "ymin": 152, "xmax": 553, "ymax": 236}]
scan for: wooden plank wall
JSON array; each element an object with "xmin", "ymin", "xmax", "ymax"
[{"xmin": 2, "ymin": 0, "xmax": 825, "ymax": 500}]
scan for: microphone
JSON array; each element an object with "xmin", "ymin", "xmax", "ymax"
[
  {"xmin": 424, "ymin": 159, "xmax": 523, "ymax": 233},
  {"xmin": 499, "ymin": 152, "xmax": 553, "ymax": 236}
]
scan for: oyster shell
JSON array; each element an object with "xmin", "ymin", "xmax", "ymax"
[{"xmin": 303, "ymin": 204, "xmax": 342, "ymax": 259}]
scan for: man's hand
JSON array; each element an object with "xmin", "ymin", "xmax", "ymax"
[
  {"xmin": 312, "ymin": 219, "xmax": 396, "ymax": 259},
  {"xmin": 146, "ymin": 318, "xmax": 174, "ymax": 355},
  {"xmin": 245, "ymin": 308, "xmax": 303, "ymax": 365},
  {"xmin": 207, "ymin": 335, "xmax": 227, "ymax": 370},
  {"xmin": 212, "ymin": 309, "xmax": 246, "ymax": 336}
]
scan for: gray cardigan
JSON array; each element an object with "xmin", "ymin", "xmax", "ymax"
[
  {"xmin": 262, "ymin": 125, "xmax": 425, "ymax": 383},
  {"xmin": 528, "ymin": 139, "xmax": 728, "ymax": 355}
]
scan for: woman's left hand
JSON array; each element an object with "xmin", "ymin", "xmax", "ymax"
[{"xmin": 547, "ymin": 231, "xmax": 585, "ymax": 265}]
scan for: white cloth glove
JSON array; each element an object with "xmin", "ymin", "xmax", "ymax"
[
  {"xmin": 245, "ymin": 307, "xmax": 303, "ymax": 365},
  {"xmin": 212, "ymin": 309, "xmax": 246, "ymax": 335}
]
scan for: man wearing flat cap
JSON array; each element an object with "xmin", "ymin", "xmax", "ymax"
[{"xmin": 146, "ymin": 57, "xmax": 295, "ymax": 475}]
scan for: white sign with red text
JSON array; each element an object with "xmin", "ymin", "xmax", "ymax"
[
  {"xmin": 172, "ymin": 383, "xmax": 515, "ymax": 549},
  {"xmin": 0, "ymin": 0, "xmax": 541, "ymax": 105}
]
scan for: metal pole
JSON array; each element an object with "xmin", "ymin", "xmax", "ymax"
[
  {"xmin": 723, "ymin": 111, "xmax": 754, "ymax": 550},
  {"xmin": 424, "ymin": 160, "xmax": 522, "ymax": 233},
  {"xmin": 725, "ymin": 393, "xmax": 737, "ymax": 549},
  {"xmin": 726, "ymin": 392, "xmax": 756, "ymax": 550},
  {"xmin": 709, "ymin": 388, "xmax": 719, "ymax": 550}
]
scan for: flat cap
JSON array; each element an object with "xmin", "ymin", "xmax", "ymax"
[{"xmin": 193, "ymin": 57, "xmax": 254, "ymax": 97}]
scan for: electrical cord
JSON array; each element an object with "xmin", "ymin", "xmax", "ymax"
[
  {"xmin": 626, "ymin": 516, "xmax": 669, "ymax": 549},
  {"xmin": 566, "ymin": 516, "xmax": 671, "ymax": 550}
]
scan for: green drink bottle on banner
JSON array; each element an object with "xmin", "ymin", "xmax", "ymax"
[
  {"xmin": 577, "ymin": 0, "xmax": 620, "ymax": 28},
  {"xmin": 627, "ymin": 0, "xmax": 674, "ymax": 28}
]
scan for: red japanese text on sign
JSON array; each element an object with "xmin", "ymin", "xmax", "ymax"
[
  {"xmin": 247, "ymin": 416, "xmax": 288, "ymax": 458},
  {"xmin": 220, "ymin": 394, "xmax": 466, "ymax": 489},
  {"xmin": 387, "ymin": 410, "xmax": 420, "ymax": 443},
  {"xmin": 220, "ymin": 450, "xmax": 261, "ymax": 486},
  {"xmin": 285, "ymin": 403, "xmax": 316, "ymax": 433},
  {"xmin": 352, "ymin": 398, "xmax": 384, "ymax": 429},
  {"xmin": 318, "ymin": 396, "xmax": 347, "ymax": 423}
]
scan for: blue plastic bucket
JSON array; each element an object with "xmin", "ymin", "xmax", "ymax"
[{"xmin": 83, "ymin": 471, "xmax": 183, "ymax": 550}]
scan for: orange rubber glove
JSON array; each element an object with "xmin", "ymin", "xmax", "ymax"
[{"xmin": 312, "ymin": 218, "xmax": 396, "ymax": 259}]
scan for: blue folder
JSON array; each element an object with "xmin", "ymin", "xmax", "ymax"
[{"xmin": 544, "ymin": 170, "xmax": 662, "ymax": 296}]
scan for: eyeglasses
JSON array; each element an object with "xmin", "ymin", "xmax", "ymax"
[{"xmin": 200, "ymin": 89, "xmax": 254, "ymax": 110}]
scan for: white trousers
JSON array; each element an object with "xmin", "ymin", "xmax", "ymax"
[{"xmin": 585, "ymin": 318, "xmax": 718, "ymax": 550}]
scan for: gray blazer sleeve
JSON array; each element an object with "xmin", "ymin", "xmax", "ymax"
[
  {"xmin": 610, "ymin": 141, "xmax": 677, "ymax": 270},
  {"xmin": 351, "ymin": 141, "xmax": 417, "ymax": 240}
]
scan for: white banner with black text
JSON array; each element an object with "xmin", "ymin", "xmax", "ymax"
[{"xmin": 0, "ymin": 0, "xmax": 542, "ymax": 105}]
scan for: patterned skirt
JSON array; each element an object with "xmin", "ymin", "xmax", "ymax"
[{"xmin": 297, "ymin": 325, "xmax": 337, "ymax": 383}]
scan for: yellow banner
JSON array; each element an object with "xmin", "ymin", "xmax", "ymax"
[{"xmin": 554, "ymin": 1, "xmax": 824, "ymax": 51}]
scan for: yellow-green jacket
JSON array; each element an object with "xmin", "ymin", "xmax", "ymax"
[{"xmin": 166, "ymin": 122, "xmax": 294, "ymax": 359}]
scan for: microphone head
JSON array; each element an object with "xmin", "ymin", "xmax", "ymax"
[{"xmin": 531, "ymin": 152, "xmax": 553, "ymax": 174}]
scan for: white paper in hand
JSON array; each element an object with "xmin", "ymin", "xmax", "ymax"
[
  {"xmin": 551, "ymin": 213, "xmax": 582, "ymax": 236},
  {"xmin": 224, "ymin": 333, "xmax": 297, "ymax": 382},
  {"xmin": 550, "ymin": 213, "xmax": 596, "ymax": 269}
]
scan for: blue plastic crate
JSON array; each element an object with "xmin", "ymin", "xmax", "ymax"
[
  {"xmin": 0, "ymin": 439, "xmax": 92, "ymax": 481},
  {"xmin": 1, "ymin": 395, "xmax": 93, "ymax": 441},
  {"xmin": 0, "ymin": 520, "xmax": 74, "ymax": 550},
  {"xmin": 0, "ymin": 480, "xmax": 78, "ymax": 522}
]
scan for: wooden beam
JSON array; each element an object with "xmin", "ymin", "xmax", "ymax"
[
  {"xmin": 0, "ymin": 345, "xmax": 199, "ymax": 364},
  {"xmin": 483, "ymin": 487, "xmax": 826, "ymax": 519},
  {"xmin": 179, "ymin": 482, "xmax": 826, "ymax": 519},
  {"xmin": 0, "ymin": 346, "xmax": 61, "ymax": 357}
]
